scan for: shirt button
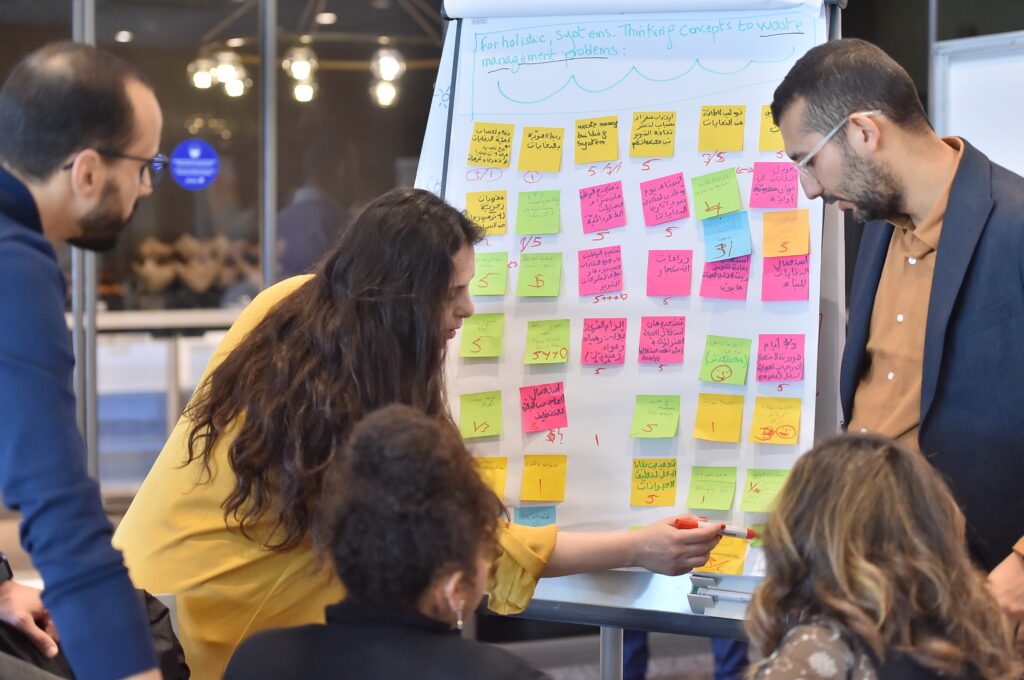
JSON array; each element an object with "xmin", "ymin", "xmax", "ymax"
[
  {"xmin": 887, "ymin": 371, "xmax": 895, "ymax": 380},
  {"xmin": 896, "ymin": 313, "xmax": 904, "ymax": 323},
  {"xmin": 908, "ymin": 257, "xmax": 918, "ymax": 265},
  {"xmin": 859, "ymin": 428, "xmax": 868, "ymax": 433}
]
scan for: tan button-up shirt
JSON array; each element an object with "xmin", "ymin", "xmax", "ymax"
[{"xmin": 847, "ymin": 138, "xmax": 965, "ymax": 452}]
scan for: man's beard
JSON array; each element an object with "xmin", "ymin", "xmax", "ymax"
[
  {"xmin": 825, "ymin": 146, "xmax": 905, "ymax": 224},
  {"xmin": 67, "ymin": 180, "xmax": 136, "ymax": 252}
]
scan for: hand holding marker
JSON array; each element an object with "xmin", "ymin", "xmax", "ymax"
[{"xmin": 674, "ymin": 518, "xmax": 759, "ymax": 540}]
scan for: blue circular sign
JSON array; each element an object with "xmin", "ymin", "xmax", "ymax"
[{"xmin": 170, "ymin": 138, "xmax": 219, "ymax": 191}]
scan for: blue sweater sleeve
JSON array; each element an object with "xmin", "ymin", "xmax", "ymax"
[{"xmin": 0, "ymin": 231, "xmax": 156, "ymax": 679}]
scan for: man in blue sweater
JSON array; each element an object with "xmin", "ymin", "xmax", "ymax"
[{"xmin": 0, "ymin": 43, "xmax": 164, "ymax": 679}]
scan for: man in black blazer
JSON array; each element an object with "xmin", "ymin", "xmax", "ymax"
[{"xmin": 772, "ymin": 38, "xmax": 1024, "ymax": 642}]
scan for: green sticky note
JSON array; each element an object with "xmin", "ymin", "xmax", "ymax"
[
  {"xmin": 630, "ymin": 395, "xmax": 681, "ymax": 438},
  {"xmin": 691, "ymin": 168, "xmax": 743, "ymax": 220},
  {"xmin": 470, "ymin": 252, "xmax": 508, "ymax": 296},
  {"xmin": 740, "ymin": 469, "xmax": 790, "ymax": 512},
  {"xmin": 699, "ymin": 335, "xmax": 752, "ymax": 385},
  {"xmin": 517, "ymin": 252, "xmax": 562, "ymax": 297},
  {"xmin": 524, "ymin": 319, "xmax": 570, "ymax": 364},
  {"xmin": 460, "ymin": 313, "xmax": 504, "ymax": 358},
  {"xmin": 517, "ymin": 190, "xmax": 561, "ymax": 234},
  {"xmin": 686, "ymin": 465, "xmax": 737, "ymax": 510},
  {"xmin": 750, "ymin": 523, "xmax": 766, "ymax": 548},
  {"xmin": 459, "ymin": 390, "xmax": 502, "ymax": 439}
]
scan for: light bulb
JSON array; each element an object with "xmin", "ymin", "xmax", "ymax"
[
  {"xmin": 293, "ymin": 81, "xmax": 315, "ymax": 103},
  {"xmin": 187, "ymin": 57, "xmax": 217, "ymax": 89},
  {"xmin": 370, "ymin": 48, "xmax": 406, "ymax": 82},
  {"xmin": 213, "ymin": 50, "xmax": 243, "ymax": 83},
  {"xmin": 370, "ymin": 79, "xmax": 398, "ymax": 108},
  {"xmin": 282, "ymin": 46, "xmax": 318, "ymax": 81},
  {"xmin": 224, "ymin": 79, "xmax": 246, "ymax": 97}
]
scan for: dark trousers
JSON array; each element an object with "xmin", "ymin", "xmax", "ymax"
[
  {"xmin": 711, "ymin": 637, "xmax": 749, "ymax": 680},
  {"xmin": 623, "ymin": 629, "xmax": 649, "ymax": 680},
  {"xmin": 0, "ymin": 620, "xmax": 73, "ymax": 679}
]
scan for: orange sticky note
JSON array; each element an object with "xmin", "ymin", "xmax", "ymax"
[
  {"xmin": 518, "ymin": 126, "xmax": 564, "ymax": 172},
  {"xmin": 520, "ymin": 454, "xmax": 567, "ymax": 502},
  {"xmin": 762, "ymin": 209, "xmax": 810, "ymax": 257},
  {"xmin": 631, "ymin": 458, "xmax": 677, "ymax": 506},
  {"xmin": 575, "ymin": 116, "xmax": 618, "ymax": 164},
  {"xmin": 749, "ymin": 396, "xmax": 801, "ymax": 445},
  {"xmin": 759, "ymin": 105, "xmax": 784, "ymax": 152},
  {"xmin": 698, "ymin": 105, "xmax": 745, "ymax": 152},
  {"xmin": 695, "ymin": 535, "xmax": 748, "ymax": 575},
  {"xmin": 468, "ymin": 122, "xmax": 514, "ymax": 167},
  {"xmin": 475, "ymin": 457, "xmax": 508, "ymax": 499},
  {"xmin": 693, "ymin": 393, "xmax": 744, "ymax": 443}
]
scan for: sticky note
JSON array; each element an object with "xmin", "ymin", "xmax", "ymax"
[
  {"xmin": 630, "ymin": 395, "xmax": 681, "ymax": 438},
  {"xmin": 519, "ymin": 382, "xmax": 568, "ymax": 432},
  {"xmin": 750, "ymin": 162, "xmax": 799, "ymax": 209},
  {"xmin": 514, "ymin": 505, "xmax": 557, "ymax": 527},
  {"xmin": 762, "ymin": 255, "xmax": 810, "ymax": 301},
  {"xmin": 517, "ymin": 252, "xmax": 562, "ymax": 297},
  {"xmin": 631, "ymin": 458, "xmax": 677, "ymax": 506},
  {"xmin": 647, "ymin": 250, "xmax": 693, "ymax": 297},
  {"xmin": 475, "ymin": 457, "xmax": 508, "ymax": 499},
  {"xmin": 696, "ymin": 535, "xmax": 747, "ymax": 575},
  {"xmin": 698, "ymin": 105, "xmax": 746, "ymax": 152},
  {"xmin": 686, "ymin": 465, "xmax": 737, "ymax": 510},
  {"xmin": 640, "ymin": 172, "xmax": 690, "ymax": 226},
  {"xmin": 524, "ymin": 319, "xmax": 570, "ymax": 365},
  {"xmin": 581, "ymin": 318, "xmax": 627, "ymax": 365},
  {"xmin": 518, "ymin": 126, "xmax": 564, "ymax": 173},
  {"xmin": 638, "ymin": 316, "xmax": 685, "ymax": 364},
  {"xmin": 703, "ymin": 211, "xmax": 752, "ymax": 263},
  {"xmin": 520, "ymin": 454, "xmax": 567, "ymax": 502},
  {"xmin": 466, "ymin": 190, "xmax": 507, "ymax": 235},
  {"xmin": 459, "ymin": 391, "xmax": 502, "ymax": 439},
  {"xmin": 578, "ymin": 245, "xmax": 623, "ymax": 295},
  {"xmin": 700, "ymin": 335, "xmax": 752, "ymax": 385},
  {"xmin": 459, "ymin": 312, "xmax": 505, "ymax": 358},
  {"xmin": 693, "ymin": 393, "xmax": 744, "ymax": 442},
  {"xmin": 741, "ymin": 469, "xmax": 791, "ymax": 512},
  {"xmin": 762, "ymin": 209, "xmax": 810, "ymax": 257},
  {"xmin": 700, "ymin": 255, "xmax": 750, "ymax": 300},
  {"xmin": 579, "ymin": 181, "xmax": 626, "ymax": 233},
  {"xmin": 750, "ymin": 523, "xmax": 766, "ymax": 548},
  {"xmin": 516, "ymin": 190, "xmax": 560, "ymax": 234},
  {"xmin": 470, "ymin": 252, "xmax": 508, "ymax": 296},
  {"xmin": 575, "ymin": 115, "xmax": 618, "ymax": 164},
  {"xmin": 630, "ymin": 111, "xmax": 676, "ymax": 157},
  {"xmin": 467, "ymin": 122, "xmax": 514, "ymax": 167},
  {"xmin": 691, "ymin": 168, "xmax": 743, "ymax": 220},
  {"xmin": 756, "ymin": 334, "xmax": 805, "ymax": 382},
  {"xmin": 759, "ymin": 104, "xmax": 785, "ymax": 152},
  {"xmin": 749, "ymin": 396, "xmax": 802, "ymax": 445}
]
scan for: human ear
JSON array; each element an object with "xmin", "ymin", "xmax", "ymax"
[
  {"xmin": 66, "ymin": 149, "xmax": 105, "ymax": 199},
  {"xmin": 848, "ymin": 112, "xmax": 881, "ymax": 153},
  {"xmin": 441, "ymin": 569, "xmax": 468, "ymax": 630}
]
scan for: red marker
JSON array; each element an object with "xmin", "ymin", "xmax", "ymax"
[{"xmin": 674, "ymin": 518, "xmax": 759, "ymax": 540}]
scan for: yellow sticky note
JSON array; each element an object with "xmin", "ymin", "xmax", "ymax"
[
  {"xmin": 693, "ymin": 393, "xmax": 744, "ymax": 443},
  {"xmin": 686, "ymin": 465, "xmax": 737, "ymax": 510},
  {"xmin": 520, "ymin": 454, "xmax": 567, "ymax": 502},
  {"xmin": 630, "ymin": 458, "xmax": 677, "ymax": 506},
  {"xmin": 630, "ymin": 112, "xmax": 676, "ymax": 157},
  {"xmin": 467, "ymin": 122, "xmax": 514, "ymax": 167},
  {"xmin": 741, "ymin": 469, "xmax": 790, "ymax": 512},
  {"xmin": 518, "ymin": 126, "xmax": 564, "ymax": 172},
  {"xmin": 575, "ymin": 116, "xmax": 619, "ymax": 164},
  {"xmin": 460, "ymin": 312, "xmax": 504, "ymax": 358},
  {"xmin": 470, "ymin": 252, "xmax": 508, "ymax": 296},
  {"xmin": 466, "ymin": 190, "xmax": 507, "ymax": 235},
  {"xmin": 696, "ymin": 535, "xmax": 748, "ymax": 575},
  {"xmin": 749, "ymin": 396, "xmax": 802, "ymax": 445},
  {"xmin": 698, "ymin": 105, "xmax": 746, "ymax": 152},
  {"xmin": 459, "ymin": 390, "xmax": 502, "ymax": 439},
  {"xmin": 475, "ymin": 457, "xmax": 508, "ymax": 499},
  {"xmin": 524, "ymin": 319, "xmax": 570, "ymax": 365},
  {"xmin": 762, "ymin": 209, "xmax": 810, "ymax": 257},
  {"xmin": 759, "ymin": 104, "xmax": 784, "ymax": 152},
  {"xmin": 630, "ymin": 395, "xmax": 681, "ymax": 438}
]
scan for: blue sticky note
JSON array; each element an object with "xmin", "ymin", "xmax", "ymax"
[
  {"xmin": 703, "ymin": 211, "xmax": 752, "ymax": 263},
  {"xmin": 514, "ymin": 506, "xmax": 557, "ymax": 527}
]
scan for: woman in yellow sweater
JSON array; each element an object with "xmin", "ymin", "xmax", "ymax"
[{"xmin": 114, "ymin": 188, "xmax": 721, "ymax": 679}]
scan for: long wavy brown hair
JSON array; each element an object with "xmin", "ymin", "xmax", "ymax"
[
  {"xmin": 183, "ymin": 187, "xmax": 482, "ymax": 551},
  {"xmin": 746, "ymin": 434, "xmax": 1020, "ymax": 679}
]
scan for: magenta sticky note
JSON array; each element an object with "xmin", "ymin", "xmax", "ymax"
[
  {"xmin": 757, "ymin": 334, "xmax": 805, "ymax": 382},
  {"xmin": 638, "ymin": 316, "xmax": 686, "ymax": 363},
  {"xmin": 699, "ymin": 255, "xmax": 750, "ymax": 300},
  {"xmin": 749, "ymin": 162, "xmax": 800, "ymax": 209},
  {"xmin": 520, "ymin": 382, "xmax": 568, "ymax": 432},
  {"xmin": 578, "ymin": 245, "xmax": 623, "ymax": 295},
  {"xmin": 639, "ymin": 172, "xmax": 690, "ymax": 226},
  {"xmin": 579, "ymin": 181, "xmax": 626, "ymax": 234},
  {"xmin": 581, "ymin": 318, "xmax": 627, "ymax": 365},
  {"xmin": 762, "ymin": 255, "xmax": 810, "ymax": 301},
  {"xmin": 647, "ymin": 250, "xmax": 693, "ymax": 296}
]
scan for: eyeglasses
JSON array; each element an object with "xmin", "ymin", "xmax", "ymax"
[
  {"xmin": 791, "ymin": 109, "xmax": 881, "ymax": 176},
  {"xmin": 63, "ymin": 149, "xmax": 168, "ymax": 187}
]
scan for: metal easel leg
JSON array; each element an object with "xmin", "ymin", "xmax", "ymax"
[{"xmin": 599, "ymin": 626, "xmax": 624, "ymax": 680}]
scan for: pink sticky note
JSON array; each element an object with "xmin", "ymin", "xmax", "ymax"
[
  {"xmin": 520, "ymin": 382, "xmax": 569, "ymax": 432},
  {"xmin": 699, "ymin": 255, "xmax": 750, "ymax": 300},
  {"xmin": 640, "ymin": 172, "xmax": 690, "ymax": 226},
  {"xmin": 757, "ymin": 334, "xmax": 805, "ymax": 382},
  {"xmin": 578, "ymin": 245, "xmax": 623, "ymax": 295},
  {"xmin": 638, "ymin": 316, "xmax": 686, "ymax": 363},
  {"xmin": 647, "ymin": 250, "xmax": 692, "ymax": 296},
  {"xmin": 749, "ymin": 162, "xmax": 799, "ymax": 209},
  {"xmin": 579, "ymin": 181, "xmax": 626, "ymax": 234},
  {"xmin": 762, "ymin": 255, "xmax": 809, "ymax": 301},
  {"xmin": 581, "ymin": 318, "xmax": 627, "ymax": 365}
]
